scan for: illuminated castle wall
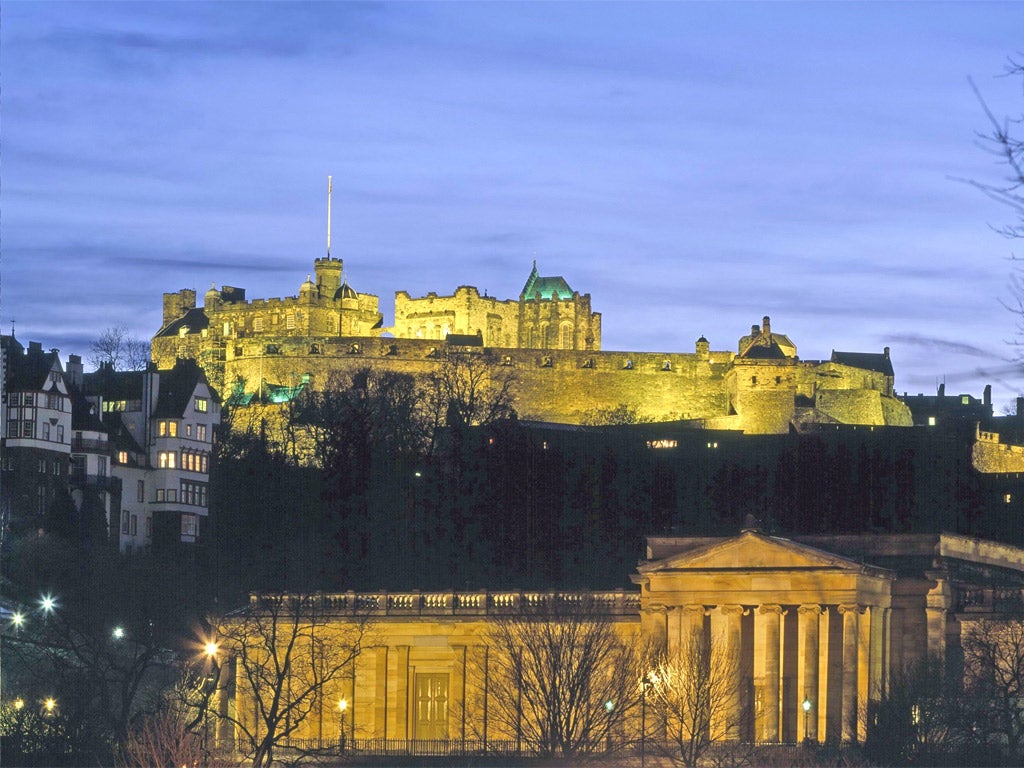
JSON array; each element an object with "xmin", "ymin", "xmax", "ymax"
[{"xmin": 152, "ymin": 259, "xmax": 912, "ymax": 434}]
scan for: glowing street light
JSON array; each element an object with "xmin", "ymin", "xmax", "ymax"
[
  {"xmin": 39, "ymin": 595, "xmax": 55, "ymax": 613},
  {"xmin": 204, "ymin": 641, "xmax": 219, "ymax": 659},
  {"xmin": 112, "ymin": 626, "xmax": 125, "ymax": 640},
  {"xmin": 11, "ymin": 611, "xmax": 24, "ymax": 628},
  {"xmin": 338, "ymin": 699, "xmax": 348, "ymax": 753},
  {"xmin": 13, "ymin": 698, "xmax": 24, "ymax": 710},
  {"xmin": 802, "ymin": 698, "xmax": 812, "ymax": 745},
  {"xmin": 44, "ymin": 697, "xmax": 56, "ymax": 714}
]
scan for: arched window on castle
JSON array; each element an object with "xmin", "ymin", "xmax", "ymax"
[
  {"xmin": 539, "ymin": 323, "xmax": 550, "ymax": 349},
  {"xmin": 560, "ymin": 323, "xmax": 572, "ymax": 349}
]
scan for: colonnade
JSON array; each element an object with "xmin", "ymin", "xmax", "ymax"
[{"xmin": 658, "ymin": 601, "xmax": 890, "ymax": 743}]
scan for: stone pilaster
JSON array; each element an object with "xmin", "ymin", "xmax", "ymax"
[{"xmin": 719, "ymin": 604, "xmax": 745, "ymax": 740}]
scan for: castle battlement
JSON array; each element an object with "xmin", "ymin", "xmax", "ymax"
[{"xmin": 153, "ymin": 258, "xmax": 911, "ymax": 433}]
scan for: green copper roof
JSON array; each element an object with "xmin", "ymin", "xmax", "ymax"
[{"xmin": 520, "ymin": 261, "xmax": 575, "ymax": 301}]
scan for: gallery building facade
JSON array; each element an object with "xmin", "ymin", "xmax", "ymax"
[{"xmin": 218, "ymin": 529, "xmax": 1024, "ymax": 749}]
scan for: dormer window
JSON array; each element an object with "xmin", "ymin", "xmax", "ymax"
[{"xmin": 195, "ymin": 397, "xmax": 209, "ymax": 413}]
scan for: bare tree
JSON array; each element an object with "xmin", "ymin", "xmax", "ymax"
[
  {"xmin": 118, "ymin": 706, "xmax": 234, "ymax": 768},
  {"xmin": 971, "ymin": 58, "xmax": 1024, "ymax": 351},
  {"xmin": 89, "ymin": 325, "xmax": 150, "ymax": 371},
  {"xmin": 646, "ymin": 630, "xmax": 740, "ymax": 768},
  {"xmin": 425, "ymin": 349, "xmax": 516, "ymax": 435},
  {"xmin": 482, "ymin": 594, "xmax": 642, "ymax": 760},
  {"xmin": 962, "ymin": 617, "xmax": 1024, "ymax": 762},
  {"xmin": 580, "ymin": 403, "xmax": 643, "ymax": 426},
  {"xmin": 206, "ymin": 593, "xmax": 370, "ymax": 768}
]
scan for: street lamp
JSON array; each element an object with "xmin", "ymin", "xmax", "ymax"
[
  {"xmin": 44, "ymin": 697, "xmax": 56, "ymax": 714},
  {"xmin": 802, "ymin": 698, "xmax": 812, "ymax": 746},
  {"xmin": 640, "ymin": 672, "xmax": 655, "ymax": 768},
  {"xmin": 338, "ymin": 699, "xmax": 348, "ymax": 753},
  {"xmin": 40, "ymin": 595, "xmax": 55, "ymax": 614},
  {"xmin": 112, "ymin": 626, "xmax": 125, "ymax": 640}
]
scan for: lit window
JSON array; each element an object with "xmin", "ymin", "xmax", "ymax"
[
  {"xmin": 186, "ymin": 424, "xmax": 192, "ymax": 438},
  {"xmin": 962, "ymin": 396, "xmax": 970, "ymax": 405},
  {"xmin": 928, "ymin": 416, "xmax": 936, "ymax": 426},
  {"xmin": 158, "ymin": 451, "xmax": 177, "ymax": 469},
  {"xmin": 195, "ymin": 397, "xmax": 208, "ymax": 413},
  {"xmin": 647, "ymin": 439, "xmax": 678, "ymax": 449},
  {"xmin": 156, "ymin": 489, "xmax": 165, "ymax": 502},
  {"xmin": 117, "ymin": 451, "xmax": 128, "ymax": 464},
  {"xmin": 1005, "ymin": 493, "xmax": 1013, "ymax": 504},
  {"xmin": 197, "ymin": 424, "xmax": 207, "ymax": 442}
]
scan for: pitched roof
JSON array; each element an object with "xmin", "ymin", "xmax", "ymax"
[
  {"xmin": 520, "ymin": 261, "xmax": 575, "ymax": 301},
  {"xmin": 82, "ymin": 366, "xmax": 144, "ymax": 401},
  {"xmin": 2, "ymin": 336, "xmax": 64, "ymax": 391},
  {"xmin": 154, "ymin": 358, "xmax": 216, "ymax": 417},
  {"xmin": 831, "ymin": 350, "xmax": 894, "ymax": 377},
  {"xmin": 154, "ymin": 307, "xmax": 209, "ymax": 338}
]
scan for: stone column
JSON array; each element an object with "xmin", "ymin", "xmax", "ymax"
[
  {"xmin": 392, "ymin": 645, "xmax": 410, "ymax": 740},
  {"xmin": 759, "ymin": 605, "xmax": 783, "ymax": 743},
  {"xmin": 797, "ymin": 605, "xmax": 822, "ymax": 743},
  {"xmin": 838, "ymin": 605, "xmax": 861, "ymax": 743},
  {"xmin": 925, "ymin": 573, "xmax": 952, "ymax": 664},
  {"xmin": 373, "ymin": 647, "xmax": 388, "ymax": 739},
  {"xmin": 681, "ymin": 604, "xmax": 706, "ymax": 646},
  {"xmin": 720, "ymin": 604, "xmax": 745, "ymax": 740}
]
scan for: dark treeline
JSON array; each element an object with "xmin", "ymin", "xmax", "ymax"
[{"xmin": 206, "ymin": 362, "xmax": 1018, "ymax": 600}]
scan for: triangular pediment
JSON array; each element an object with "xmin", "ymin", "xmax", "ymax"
[{"xmin": 639, "ymin": 531, "xmax": 864, "ymax": 574}]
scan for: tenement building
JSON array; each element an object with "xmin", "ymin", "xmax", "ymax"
[
  {"xmin": 153, "ymin": 258, "xmax": 911, "ymax": 434},
  {"xmin": 218, "ymin": 530, "xmax": 1024, "ymax": 749}
]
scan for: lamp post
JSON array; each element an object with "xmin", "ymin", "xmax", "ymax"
[
  {"xmin": 802, "ymin": 698, "xmax": 812, "ymax": 746},
  {"xmin": 338, "ymin": 699, "xmax": 348, "ymax": 753},
  {"xmin": 640, "ymin": 673, "xmax": 654, "ymax": 768}
]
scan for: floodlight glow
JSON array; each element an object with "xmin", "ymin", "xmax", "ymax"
[
  {"xmin": 338, "ymin": 699, "xmax": 348, "ymax": 712},
  {"xmin": 40, "ymin": 595, "xmax": 55, "ymax": 613},
  {"xmin": 112, "ymin": 626, "xmax": 125, "ymax": 640},
  {"xmin": 205, "ymin": 641, "xmax": 219, "ymax": 658}
]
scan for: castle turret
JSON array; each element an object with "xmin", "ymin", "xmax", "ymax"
[
  {"xmin": 315, "ymin": 257, "xmax": 343, "ymax": 298},
  {"xmin": 204, "ymin": 283, "xmax": 221, "ymax": 309},
  {"xmin": 696, "ymin": 335, "xmax": 710, "ymax": 360},
  {"xmin": 163, "ymin": 289, "xmax": 196, "ymax": 326}
]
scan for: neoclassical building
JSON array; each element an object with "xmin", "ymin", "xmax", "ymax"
[{"xmin": 219, "ymin": 530, "xmax": 1024, "ymax": 749}]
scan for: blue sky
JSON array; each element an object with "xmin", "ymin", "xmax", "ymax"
[{"xmin": 3, "ymin": 1, "xmax": 1024, "ymax": 408}]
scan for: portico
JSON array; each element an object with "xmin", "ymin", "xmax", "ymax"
[{"xmin": 634, "ymin": 529, "xmax": 893, "ymax": 743}]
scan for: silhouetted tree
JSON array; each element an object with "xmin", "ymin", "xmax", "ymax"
[{"xmin": 89, "ymin": 326, "xmax": 150, "ymax": 371}]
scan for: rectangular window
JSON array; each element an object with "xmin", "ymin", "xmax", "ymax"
[
  {"xmin": 117, "ymin": 451, "xmax": 128, "ymax": 464},
  {"xmin": 200, "ymin": 454, "xmax": 208, "ymax": 473},
  {"xmin": 7, "ymin": 421, "xmax": 18, "ymax": 438},
  {"xmin": 39, "ymin": 459, "xmax": 46, "ymax": 474},
  {"xmin": 121, "ymin": 513, "xmax": 130, "ymax": 535},
  {"xmin": 42, "ymin": 423, "xmax": 50, "ymax": 441},
  {"xmin": 195, "ymin": 397, "xmax": 208, "ymax": 413},
  {"xmin": 97, "ymin": 456, "xmax": 107, "ymax": 478},
  {"xmin": 254, "ymin": 317, "xmax": 264, "ymax": 333},
  {"xmin": 156, "ymin": 489, "xmax": 165, "ymax": 502},
  {"xmin": 181, "ymin": 514, "xmax": 198, "ymax": 538},
  {"xmin": 130, "ymin": 514, "xmax": 138, "ymax": 536},
  {"xmin": 158, "ymin": 451, "xmax": 177, "ymax": 469},
  {"xmin": 286, "ymin": 313, "xmax": 296, "ymax": 330},
  {"xmin": 53, "ymin": 461, "xmax": 61, "ymax": 476},
  {"xmin": 137, "ymin": 480, "xmax": 145, "ymax": 503},
  {"xmin": 8, "ymin": 393, "xmax": 18, "ymax": 406},
  {"xmin": 169, "ymin": 421, "xmax": 178, "ymax": 437},
  {"xmin": 23, "ymin": 393, "xmax": 34, "ymax": 406},
  {"xmin": 38, "ymin": 486, "xmax": 46, "ymax": 515},
  {"xmin": 23, "ymin": 421, "xmax": 35, "ymax": 438},
  {"xmin": 159, "ymin": 421, "xmax": 166, "ymax": 437},
  {"xmin": 145, "ymin": 517, "xmax": 152, "ymax": 538},
  {"xmin": 186, "ymin": 424, "xmax": 192, "ymax": 438},
  {"xmin": 56, "ymin": 425, "xmax": 64, "ymax": 443},
  {"xmin": 197, "ymin": 424, "xmax": 207, "ymax": 442},
  {"xmin": 167, "ymin": 489, "xmax": 177, "ymax": 502},
  {"xmin": 46, "ymin": 393, "xmax": 61, "ymax": 409}
]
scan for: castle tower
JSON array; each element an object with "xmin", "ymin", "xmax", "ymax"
[{"xmin": 315, "ymin": 257, "xmax": 344, "ymax": 298}]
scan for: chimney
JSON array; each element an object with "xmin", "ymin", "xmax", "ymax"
[
  {"xmin": 984, "ymin": 384, "xmax": 992, "ymax": 407},
  {"xmin": 883, "ymin": 346, "xmax": 890, "ymax": 359},
  {"xmin": 67, "ymin": 354, "xmax": 83, "ymax": 388},
  {"xmin": 937, "ymin": 382, "xmax": 945, "ymax": 397},
  {"xmin": 762, "ymin": 316, "xmax": 771, "ymax": 335}
]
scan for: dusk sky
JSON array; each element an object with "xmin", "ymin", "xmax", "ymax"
[{"xmin": 3, "ymin": 2, "xmax": 1024, "ymax": 409}]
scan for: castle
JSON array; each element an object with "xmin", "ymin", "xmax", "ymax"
[{"xmin": 153, "ymin": 257, "xmax": 911, "ymax": 434}]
